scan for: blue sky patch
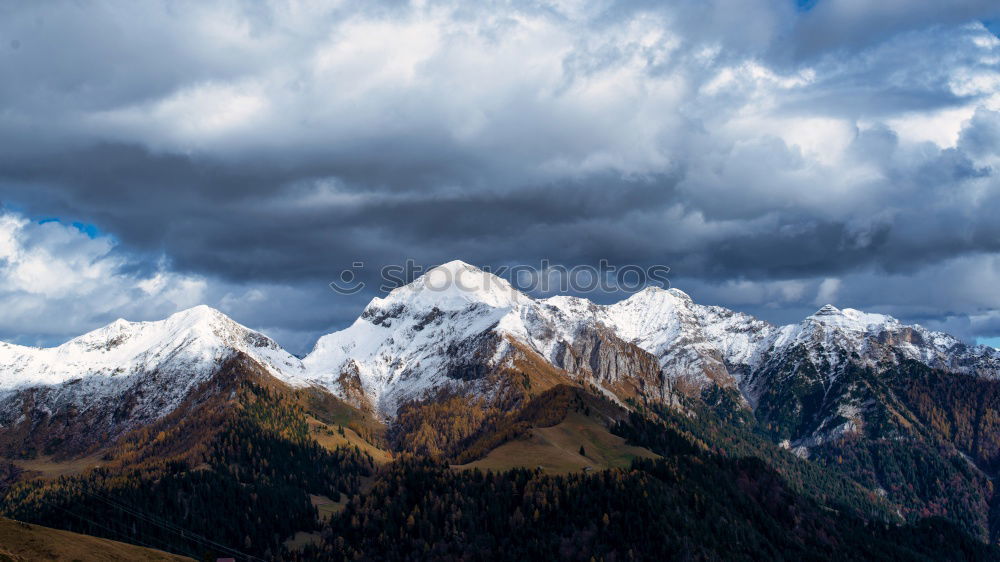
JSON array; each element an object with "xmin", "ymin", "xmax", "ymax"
[
  {"xmin": 977, "ymin": 337, "xmax": 1000, "ymax": 349},
  {"xmin": 984, "ymin": 20, "xmax": 1000, "ymax": 38},
  {"xmin": 38, "ymin": 217, "xmax": 103, "ymax": 239},
  {"xmin": 796, "ymin": 0, "xmax": 819, "ymax": 12}
]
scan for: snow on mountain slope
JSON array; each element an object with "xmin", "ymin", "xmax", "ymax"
[
  {"xmin": 0, "ymin": 305, "xmax": 311, "ymax": 453},
  {"xmin": 304, "ymin": 262, "xmax": 771, "ymax": 416},
  {"xmin": 301, "ymin": 261, "xmax": 1000, "ymax": 418},
  {"xmin": 304, "ymin": 262, "xmax": 524, "ymax": 414},
  {"xmin": 752, "ymin": 304, "xmax": 1000, "ymax": 384},
  {"xmin": 3, "ymin": 259, "xmax": 1000, "ymax": 435},
  {"xmin": 303, "ymin": 261, "xmax": 592, "ymax": 416},
  {"xmin": 0, "ymin": 305, "xmax": 306, "ymax": 392}
]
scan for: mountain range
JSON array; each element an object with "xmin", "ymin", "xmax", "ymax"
[
  {"xmin": 1, "ymin": 260, "xmax": 999, "ymax": 558},
  {"xmin": 2, "ymin": 260, "xmax": 997, "ymax": 450}
]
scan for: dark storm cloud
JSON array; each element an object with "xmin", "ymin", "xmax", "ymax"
[
  {"xmin": 2, "ymin": 0, "xmax": 1000, "ymax": 348},
  {"xmin": 5, "ymin": 137, "xmax": 994, "ymax": 287}
]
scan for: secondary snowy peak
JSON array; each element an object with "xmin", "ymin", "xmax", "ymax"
[
  {"xmin": 0, "ymin": 305, "xmax": 312, "ymax": 456},
  {"xmin": 603, "ymin": 287, "xmax": 693, "ymax": 341},
  {"xmin": 747, "ymin": 303, "xmax": 1000, "ymax": 408},
  {"xmin": 598, "ymin": 287, "xmax": 776, "ymax": 387},
  {"xmin": 0, "ymin": 305, "xmax": 306, "ymax": 391},
  {"xmin": 805, "ymin": 305, "xmax": 896, "ymax": 333},
  {"xmin": 612, "ymin": 294, "xmax": 721, "ymax": 387}
]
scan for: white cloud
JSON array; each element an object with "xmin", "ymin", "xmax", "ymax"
[
  {"xmin": 0, "ymin": 212, "xmax": 208, "ymax": 343},
  {"xmin": 815, "ymin": 278, "xmax": 842, "ymax": 306},
  {"xmin": 0, "ymin": 210, "xmax": 365, "ymax": 354},
  {"xmin": 9, "ymin": 1, "xmax": 999, "ymax": 195},
  {"xmin": 885, "ymin": 107, "xmax": 977, "ymax": 148}
]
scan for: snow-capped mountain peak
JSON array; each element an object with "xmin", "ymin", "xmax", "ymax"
[
  {"xmin": 63, "ymin": 305, "xmax": 228, "ymax": 352},
  {"xmin": 0, "ymin": 305, "xmax": 305, "ymax": 392},
  {"xmin": 746, "ymin": 302, "xmax": 1000, "ymax": 416},
  {"xmin": 370, "ymin": 260, "xmax": 529, "ymax": 313},
  {"xmin": 304, "ymin": 262, "xmax": 540, "ymax": 415},
  {"xmin": 0, "ymin": 305, "xmax": 313, "ymax": 454},
  {"xmin": 805, "ymin": 305, "xmax": 897, "ymax": 333},
  {"xmin": 813, "ymin": 304, "xmax": 841, "ymax": 316},
  {"xmin": 605, "ymin": 287, "xmax": 692, "ymax": 339}
]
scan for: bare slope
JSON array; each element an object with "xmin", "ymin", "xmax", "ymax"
[
  {"xmin": 455, "ymin": 411, "xmax": 658, "ymax": 474},
  {"xmin": 0, "ymin": 517, "xmax": 191, "ymax": 561}
]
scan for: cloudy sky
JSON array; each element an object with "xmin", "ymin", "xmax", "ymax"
[{"xmin": 2, "ymin": 0, "xmax": 1000, "ymax": 354}]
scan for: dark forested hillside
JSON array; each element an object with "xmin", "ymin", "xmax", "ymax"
[
  {"xmin": 293, "ymin": 448, "xmax": 993, "ymax": 561},
  {"xmin": 740, "ymin": 348, "xmax": 1000, "ymax": 544},
  {"xmin": 804, "ymin": 361, "xmax": 1000, "ymax": 542},
  {"xmin": 0, "ymin": 357, "xmax": 376, "ymax": 560}
]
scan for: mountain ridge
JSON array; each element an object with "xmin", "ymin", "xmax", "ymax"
[{"xmin": 2, "ymin": 260, "xmax": 999, "ymax": 424}]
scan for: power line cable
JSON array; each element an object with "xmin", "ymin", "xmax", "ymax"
[
  {"xmin": 51, "ymin": 503, "xmax": 202, "ymax": 560},
  {"xmin": 78, "ymin": 489, "xmax": 263, "ymax": 561}
]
